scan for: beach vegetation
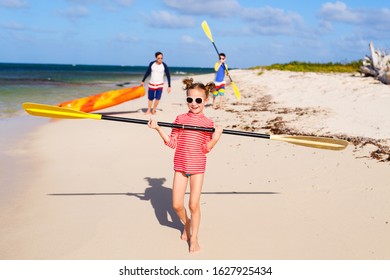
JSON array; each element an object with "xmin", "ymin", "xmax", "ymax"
[{"xmin": 251, "ymin": 60, "xmax": 362, "ymax": 73}]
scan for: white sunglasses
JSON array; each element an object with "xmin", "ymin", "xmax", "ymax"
[{"xmin": 186, "ymin": 96, "xmax": 204, "ymax": 104}]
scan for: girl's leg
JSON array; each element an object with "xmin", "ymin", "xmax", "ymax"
[
  {"xmin": 172, "ymin": 172, "xmax": 190, "ymax": 240},
  {"xmin": 188, "ymin": 173, "xmax": 205, "ymax": 253}
]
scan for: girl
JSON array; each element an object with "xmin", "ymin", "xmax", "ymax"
[{"xmin": 148, "ymin": 78, "xmax": 223, "ymax": 253}]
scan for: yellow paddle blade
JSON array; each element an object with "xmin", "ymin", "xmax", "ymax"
[
  {"xmin": 231, "ymin": 82, "xmax": 241, "ymax": 101},
  {"xmin": 270, "ymin": 135, "xmax": 348, "ymax": 151},
  {"xmin": 22, "ymin": 103, "xmax": 102, "ymax": 120},
  {"xmin": 201, "ymin": 20, "xmax": 214, "ymax": 42}
]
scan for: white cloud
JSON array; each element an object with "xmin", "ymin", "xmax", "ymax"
[
  {"xmin": 65, "ymin": 0, "xmax": 97, "ymax": 4},
  {"xmin": 65, "ymin": 0, "xmax": 134, "ymax": 9},
  {"xmin": 241, "ymin": 6, "xmax": 304, "ymax": 36},
  {"xmin": 0, "ymin": 0, "xmax": 28, "ymax": 9},
  {"xmin": 165, "ymin": 2, "xmax": 305, "ymax": 36},
  {"xmin": 164, "ymin": 0, "xmax": 304, "ymax": 37},
  {"xmin": 0, "ymin": 21, "xmax": 26, "ymax": 30},
  {"xmin": 0, "ymin": 20, "xmax": 58, "ymax": 34},
  {"xmin": 318, "ymin": 2, "xmax": 390, "ymax": 40},
  {"xmin": 336, "ymin": 34, "xmax": 368, "ymax": 52},
  {"xmin": 113, "ymin": 0, "xmax": 134, "ymax": 6},
  {"xmin": 319, "ymin": 1, "xmax": 390, "ymax": 27},
  {"xmin": 58, "ymin": 5, "xmax": 89, "ymax": 20},
  {"xmin": 319, "ymin": 1, "xmax": 360, "ymax": 24},
  {"xmin": 94, "ymin": 0, "xmax": 135, "ymax": 12},
  {"xmin": 115, "ymin": 33, "xmax": 139, "ymax": 42},
  {"xmin": 164, "ymin": 0, "xmax": 240, "ymax": 17},
  {"xmin": 181, "ymin": 35, "xmax": 195, "ymax": 44},
  {"xmin": 145, "ymin": 10, "xmax": 195, "ymax": 28}
]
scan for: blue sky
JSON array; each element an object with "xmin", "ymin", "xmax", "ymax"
[{"xmin": 0, "ymin": 0, "xmax": 389, "ymax": 68}]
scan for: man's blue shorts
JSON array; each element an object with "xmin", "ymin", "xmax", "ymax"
[{"xmin": 148, "ymin": 88, "xmax": 163, "ymax": 100}]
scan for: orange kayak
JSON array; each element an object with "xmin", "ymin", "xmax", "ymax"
[{"xmin": 57, "ymin": 86, "xmax": 145, "ymax": 112}]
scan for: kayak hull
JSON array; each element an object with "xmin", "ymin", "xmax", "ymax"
[{"xmin": 57, "ymin": 86, "xmax": 145, "ymax": 112}]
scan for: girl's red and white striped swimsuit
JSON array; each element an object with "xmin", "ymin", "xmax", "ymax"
[{"xmin": 164, "ymin": 112, "xmax": 214, "ymax": 174}]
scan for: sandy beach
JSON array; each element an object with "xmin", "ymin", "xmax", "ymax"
[{"xmin": 0, "ymin": 69, "xmax": 389, "ymax": 260}]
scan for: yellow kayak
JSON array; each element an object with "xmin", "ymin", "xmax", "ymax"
[{"xmin": 57, "ymin": 86, "xmax": 145, "ymax": 112}]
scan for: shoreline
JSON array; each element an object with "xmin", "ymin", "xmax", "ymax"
[
  {"xmin": 0, "ymin": 116, "xmax": 48, "ymax": 211},
  {"xmin": 1, "ymin": 69, "xmax": 389, "ymax": 259}
]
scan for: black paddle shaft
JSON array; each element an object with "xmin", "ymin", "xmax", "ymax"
[
  {"xmin": 101, "ymin": 115, "xmax": 270, "ymax": 140},
  {"xmin": 212, "ymin": 42, "xmax": 220, "ymax": 57}
]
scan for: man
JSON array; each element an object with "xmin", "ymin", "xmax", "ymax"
[{"xmin": 141, "ymin": 52, "xmax": 171, "ymax": 115}]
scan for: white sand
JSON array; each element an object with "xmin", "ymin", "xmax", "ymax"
[{"xmin": 0, "ymin": 70, "xmax": 389, "ymax": 259}]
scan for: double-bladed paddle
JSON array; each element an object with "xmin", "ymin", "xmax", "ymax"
[
  {"xmin": 201, "ymin": 20, "xmax": 241, "ymax": 101},
  {"xmin": 22, "ymin": 102, "xmax": 349, "ymax": 151}
]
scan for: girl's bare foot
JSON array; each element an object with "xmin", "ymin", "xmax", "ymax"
[
  {"xmin": 145, "ymin": 109, "xmax": 151, "ymax": 115},
  {"xmin": 190, "ymin": 237, "xmax": 200, "ymax": 253},
  {"xmin": 181, "ymin": 219, "xmax": 191, "ymax": 241}
]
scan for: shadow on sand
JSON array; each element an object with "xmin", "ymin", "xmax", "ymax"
[
  {"xmin": 132, "ymin": 177, "xmax": 183, "ymax": 232},
  {"xmin": 48, "ymin": 178, "xmax": 279, "ymax": 235}
]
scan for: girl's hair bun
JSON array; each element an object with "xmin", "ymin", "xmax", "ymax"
[{"xmin": 182, "ymin": 78, "xmax": 216, "ymax": 98}]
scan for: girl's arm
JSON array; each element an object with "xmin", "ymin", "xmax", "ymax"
[
  {"xmin": 148, "ymin": 119, "xmax": 170, "ymax": 142},
  {"xmin": 206, "ymin": 125, "xmax": 223, "ymax": 151}
]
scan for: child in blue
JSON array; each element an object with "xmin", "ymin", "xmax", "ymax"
[{"xmin": 213, "ymin": 53, "xmax": 227, "ymax": 109}]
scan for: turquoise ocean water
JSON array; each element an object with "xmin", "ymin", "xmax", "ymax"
[{"xmin": 0, "ymin": 63, "xmax": 214, "ymax": 119}]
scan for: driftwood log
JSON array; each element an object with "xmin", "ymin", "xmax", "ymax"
[{"xmin": 360, "ymin": 42, "xmax": 390, "ymax": 85}]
